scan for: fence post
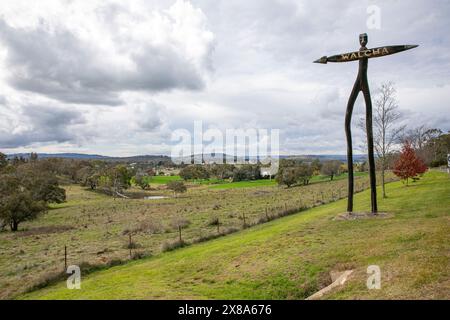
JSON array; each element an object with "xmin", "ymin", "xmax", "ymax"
[
  {"xmin": 129, "ymin": 234, "xmax": 132, "ymax": 259},
  {"xmin": 64, "ymin": 245, "xmax": 67, "ymax": 271}
]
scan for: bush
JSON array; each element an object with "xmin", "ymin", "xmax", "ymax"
[
  {"xmin": 179, "ymin": 165, "xmax": 209, "ymax": 180},
  {"xmin": 161, "ymin": 239, "xmax": 187, "ymax": 252},
  {"xmin": 132, "ymin": 251, "xmax": 150, "ymax": 260},
  {"xmin": 124, "ymin": 221, "xmax": 163, "ymax": 235},
  {"xmin": 166, "ymin": 181, "xmax": 187, "ymax": 195},
  {"xmin": 26, "ymin": 258, "xmax": 128, "ymax": 293},
  {"xmin": 125, "ymin": 240, "xmax": 141, "ymax": 250},
  {"xmin": 207, "ymin": 217, "xmax": 220, "ymax": 226},
  {"xmin": 232, "ymin": 165, "xmax": 261, "ymax": 182},
  {"xmin": 194, "ymin": 226, "xmax": 241, "ymax": 244}
]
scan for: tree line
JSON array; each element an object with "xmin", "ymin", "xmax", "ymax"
[{"xmin": 0, "ymin": 154, "xmax": 66, "ymax": 231}]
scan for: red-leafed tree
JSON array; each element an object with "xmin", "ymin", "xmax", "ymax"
[{"xmin": 393, "ymin": 141, "xmax": 427, "ymax": 185}]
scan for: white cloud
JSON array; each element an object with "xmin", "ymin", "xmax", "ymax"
[
  {"xmin": 0, "ymin": 0, "xmax": 215, "ymax": 105},
  {"xmin": 0, "ymin": 0, "xmax": 449, "ymax": 155}
]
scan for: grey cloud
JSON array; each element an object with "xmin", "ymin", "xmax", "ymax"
[
  {"xmin": 1, "ymin": 0, "xmax": 449, "ymax": 155},
  {"xmin": 0, "ymin": 16, "xmax": 212, "ymax": 105},
  {"xmin": 134, "ymin": 102, "xmax": 167, "ymax": 132},
  {"xmin": 0, "ymin": 104, "xmax": 85, "ymax": 148}
]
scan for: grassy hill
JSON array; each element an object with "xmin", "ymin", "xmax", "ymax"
[
  {"xmin": 1, "ymin": 171, "xmax": 375, "ymax": 299},
  {"xmin": 21, "ymin": 171, "xmax": 449, "ymax": 299}
]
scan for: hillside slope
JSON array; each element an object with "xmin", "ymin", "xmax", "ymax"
[{"xmin": 22, "ymin": 171, "xmax": 450, "ymax": 300}]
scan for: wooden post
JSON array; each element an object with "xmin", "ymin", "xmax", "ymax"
[
  {"xmin": 64, "ymin": 245, "xmax": 67, "ymax": 271},
  {"xmin": 178, "ymin": 226, "xmax": 182, "ymax": 242},
  {"xmin": 129, "ymin": 234, "xmax": 132, "ymax": 259},
  {"xmin": 242, "ymin": 212, "xmax": 246, "ymax": 228}
]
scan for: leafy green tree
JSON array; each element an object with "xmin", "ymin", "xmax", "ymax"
[
  {"xmin": 276, "ymin": 167, "xmax": 298, "ymax": 188},
  {"xmin": 276, "ymin": 159, "xmax": 313, "ymax": 188},
  {"xmin": 418, "ymin": 129, "xmax": 450, "ymax": 167},
  {"xmin": 0, "ymin": 191, "xmax": 47, "ymax": 232},
  {"xmin": 166, "ymin": 181, "xmax": 187, "ymax": 197},
  {"xmin": 310, "ymin": 158, "xmax": 322, "ymax": 174},
  {"xmin": 179, "ymin": 165, "xmax": 209, "ymax": 180},
  {"xmin": 0, "ymin": 163, "xmax": 66, "ymax": 231},
  {"xmin": 232, "ymin": 164, "xmax": 261, "ymax": 182},
  {"xmin": 134, "ymin": 169, "xmax": 154, "ymax": 190},
  {"xmin": 320, "ymin": 160, "xmax": 342, "ymax": 181},
  {"xmin": 297, "ymin": 163, "xmax": 313, "ymax": 185},
  {"xmin": 86, "ymin": 173, "xmax": 101, "ymax": 190},
  {"xmin": 13, "ymin": 163, "xmax": 66, "ymax": 204},
  {"xmin": 98, "ymin": 165, "xmax": 134, "ymax": 197},
  {"xmin": 134, "ymin": 174, "xmax": 151, "ymax": 190},
  {"xmin": 208, "ymin": 164, "xmax": 235, "ymax": 180}
]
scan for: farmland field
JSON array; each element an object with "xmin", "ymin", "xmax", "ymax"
[
  {"xmin": 0, "ymin": 172, "xmax": 383, "ymax": 299},
  {"xmin": 148, "ymin": 172, "xmax": 368, "ymax": 190},
  {"xmin": 146, "ymin": 175, "xmax": 183, "ymax": 184},
  {"xmin": 20, "ymin": 171, "xmax": 450, "ymax": 300}
]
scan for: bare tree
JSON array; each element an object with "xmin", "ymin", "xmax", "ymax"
[
  {"xmin": 402, "ymin": 125, "xmax": 428, "ymax": 150},
  {"xmin": 359, "ymin": 82, "xmax": 405, "ymax": 198}
]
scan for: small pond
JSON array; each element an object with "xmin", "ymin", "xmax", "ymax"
[{"xmin": 144, "ymin": 196, "xmax": 169, "ymax": 200}]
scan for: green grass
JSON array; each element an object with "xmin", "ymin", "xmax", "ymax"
[
  {"xmin": 147, "ymin": 175, "xmax": 182, "ymax": 184},
  {"xmin": 209, "ymin": 172, "xmax": 367, "ymax": 190},
  {"xmin": 20, "ymin": 171, "xmax": 450, "ymax": 300},
  {"xmin": 143, "ymin": 172, "xmax": 367, "ymax": 190},
  {"xmin": 310, "ymin": 171, "xmax": 367, "ymax": 183},
  {"xmin": 209, "ymin": 179, "xmax": 277, "ymax": 189},
  {"xmin": 1, "ymin": 170, "xmax": 377, "ymax": 299}
]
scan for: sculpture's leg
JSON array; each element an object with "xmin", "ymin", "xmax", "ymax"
[
  {"xmin": 345, "ymin": 79, "xmax": 360, "ymax": 213},
  {"xmin": 362, "ymin": 75, "xmax": 378, "ymax": 214}
]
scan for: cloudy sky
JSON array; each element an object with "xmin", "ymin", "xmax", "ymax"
[{"xmin": 0, "ymin": 0, "xmax": 449, "ymax": 156}]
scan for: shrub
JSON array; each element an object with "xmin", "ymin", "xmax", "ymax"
[
  {"xmin": 124, "ymin": 221, "xmax": 163, "ymax": 235},
  {"xmin": 161, "ymin": 239, "xmax": 186, "ymax": 252},
  {"xmin": 166, "ymin": 181, "xmax": 187, "ymax": 196},
  {"xmin": 125, "ymin": 240, "xmax": 141, "ymax": 250},
  {"xmin": 207, "ymin": 217, "xmax": 220, "ymax": 226}
]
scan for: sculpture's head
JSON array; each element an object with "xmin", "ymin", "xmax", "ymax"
[{"xmin": 359, "ymin": 33, "xmax": 368, "ymax": 47}]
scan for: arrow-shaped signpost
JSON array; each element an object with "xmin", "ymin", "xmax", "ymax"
[{"xmin": 314, "ymin": 33, "xmax": 418, "ymax": 214}]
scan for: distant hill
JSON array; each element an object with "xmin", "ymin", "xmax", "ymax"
[
  {"xmin": 287, "ymin": 154, "xmax": 368, "ymax": 162},
  {"xmin": 174, "ymin": 153, "xmax": 368, "ymax": 163},
  {"xmin": 6, "ymin": 153, "xmax": 367, "ymax": 163},
  {"xmin": 6, "ymin": 153, "xmax": 110, "ymax": 160},
  {"xmin": 6, "ymin": 153, "xmax": 172, "ymax": 163}
]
